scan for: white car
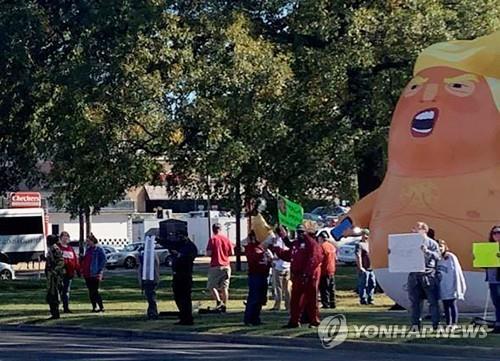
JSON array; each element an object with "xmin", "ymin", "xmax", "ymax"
[
  {"xmin": 0, "ymin": 262, "xmax": 15, "ymax": 280},
  {"xmin": 337, "ymin": 237, "xmax": 362, "ymax": 265}
]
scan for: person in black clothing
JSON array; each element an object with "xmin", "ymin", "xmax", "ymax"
[{"xmin": 171, "ymin": 233, "xmax": 198, "ymax": 325}]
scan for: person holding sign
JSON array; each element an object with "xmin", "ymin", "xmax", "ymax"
[
  {"xmin": 486, "ymin": 225, "xmax": 500, "ymax": 333},
  {"xmin": 436, "ymin": 239, "xmax": 466, "ymax": 328},
  {"xmin": 138, "ymin": 236, "xmax": 160, "ymax": 320},
  {"xmin": 407, "ymin": 222, "xmax": 441, "ymax": 330}
]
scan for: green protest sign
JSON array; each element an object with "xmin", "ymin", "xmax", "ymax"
[
  {"xmin": 473, "ymin": 242, "xmax": 500, "ymax": 268},
  {"xmin": 277, "ymin": 195, "xmax": 303, "ymax": 231}
]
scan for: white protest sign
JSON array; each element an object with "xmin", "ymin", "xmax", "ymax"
[
  {"xmin": 388, "ymin": 233, "xmax": 425, "ymax": 273},
  {"xmin": 142, "ymin": 235, "xmax": 156, "ymax": 281}
]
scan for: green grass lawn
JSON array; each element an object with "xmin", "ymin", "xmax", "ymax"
[{"xmin": 1, "ymin": 265, "xmax": 498, "ymax": 348}]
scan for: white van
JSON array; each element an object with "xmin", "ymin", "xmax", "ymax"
[{"xmin": 0, "ymin": 208, "xmax": 47, "ymax": 264}]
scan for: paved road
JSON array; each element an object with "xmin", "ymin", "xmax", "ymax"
[{"xmin": 0, "ymin": 330, "xmax": 498, "ymax": 361}]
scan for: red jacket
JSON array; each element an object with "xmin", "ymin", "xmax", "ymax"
[
  {"xmin": 245, "ymin": 242, "xmax": 271, "ymax": 276},
  {"xmin": 321, "ymin": 241, "xmax": 336, "ymax": 276},
  {"xmin": 59, "ymin": 244, "xmax": 79, "ymax": 278},
  {"xmin": 272, "ymin": 233, "xmax": 323, "ymax": 281}
]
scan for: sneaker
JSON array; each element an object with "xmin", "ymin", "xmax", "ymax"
[
  {"xmin": 282, "ymin": 322, "xmax": 300, "ymax": 329},
  {"xmin": 175, "ymin": 320, "xmax": 194, "ymax": 326},
  {"xmin": 63, "ymin": 309, "xmax": 73, "ymax": 314}
]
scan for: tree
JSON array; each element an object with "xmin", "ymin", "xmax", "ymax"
[
  {"xmin": 0, "ymin": 1, "xmax": 52, "ymax": 192},
  {"xmin": 171, "ymin": 0, "xmax": 499, "ymax": 200},
  {"xmin": 0, "ymin": 1, "xmax": 191, "ymax": 243}
]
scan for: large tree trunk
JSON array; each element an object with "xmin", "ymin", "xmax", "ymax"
[{"xmin": 85, "ymin": 207, "xmax": 92, "ymax": 238}]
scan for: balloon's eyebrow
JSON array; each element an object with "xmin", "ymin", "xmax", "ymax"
[{"xmin": 444, "ymin": 74, "xmax": 479, "ymax": 84}]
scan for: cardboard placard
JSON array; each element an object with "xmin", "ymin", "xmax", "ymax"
[
  {"xmin": 388, "ymin": 233, "xmax": 426, "ymax": 273},
  {"xmin": 472, "ymin": 242, "xmax": 500, "ymax": 268}
]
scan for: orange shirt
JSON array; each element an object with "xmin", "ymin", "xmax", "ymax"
[{"xmin": 321, "ymin": 241, "xmax": 336, "ymax": 276}]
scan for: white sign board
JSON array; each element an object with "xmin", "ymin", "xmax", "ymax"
[
  {"xmin": 142, "ymin": 235, "xmax": 156, "ymax": 281},
  {"xmin": 388, "ymin": 233, "xmax": 426, "ymax": 273}
]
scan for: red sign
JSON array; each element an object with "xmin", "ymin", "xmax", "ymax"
[{"xmin": 9, "ymin": 192, "xmax": 42, "ymax": 208}]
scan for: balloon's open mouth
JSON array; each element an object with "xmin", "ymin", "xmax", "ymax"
[{"xmin": 411, "ymin": 108, "xmax": 439, "ymax": 137}]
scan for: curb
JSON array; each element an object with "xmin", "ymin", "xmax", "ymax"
[{"xmin": 0, "ymin": 324, "xmax": 498, "ymax": 357}]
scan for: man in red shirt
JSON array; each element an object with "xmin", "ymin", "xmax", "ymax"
[
  {"xmin": 206, "ymin": 223, "xmax": 234, "ymax": 312},
  {"xmin": 271, "ymin": 224, "xmax": 323, "ymax": 328},
  {"xmin": 318, "ymin": 231, "xmax": 337, "ymax": 309},
  {"xmin": 59, "ymin": 231, "xmax": 79, "ymax": 313}
]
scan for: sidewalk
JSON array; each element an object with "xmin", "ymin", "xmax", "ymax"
[{"xmin": 0, "ymin": 324, "xmax": 498, "ymax": 358}]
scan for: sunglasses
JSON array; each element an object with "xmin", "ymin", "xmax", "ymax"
[{"xmin": 492, "ymin": 230, "xmax": 500, "ymax": 234}]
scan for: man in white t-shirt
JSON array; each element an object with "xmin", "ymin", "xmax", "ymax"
[{"xmin": 271, "ymin": 226, "xmax": 291, "ymax": 311}]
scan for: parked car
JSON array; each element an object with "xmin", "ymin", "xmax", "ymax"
[
  {"xmin": 0, "ymin": 262, "xmax": 15, "ymax": 280},
  {"xmin": 68, "ymin": 241, "xmax": 117, "ymax": 257},
  {"xmin": 106, "ymin": 242, "xmax": 172, "ymax": 269},
  {"xmin": 303, "ymin": 205, "xmax": 349, "ymax": 224},
  {"xmin": 337, "ymin": 236, "xmax": 362, "ymax": 265}
]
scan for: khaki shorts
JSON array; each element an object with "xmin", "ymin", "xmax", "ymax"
[{"xmin": 207, "ymin": 266, "xmax": 231, "ymax": 290}]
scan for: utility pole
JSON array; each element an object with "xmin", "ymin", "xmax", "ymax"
[
  {"xmin": 235, "ymin": 180, "xmax": 242, "ymax": 271},
  {"xmin": 207, "ymin": 175, "xmax": 212, "ymax": 241},
  {"xmin": 79, "ymin": 208, "xmax": 85, "ymax": 259}
]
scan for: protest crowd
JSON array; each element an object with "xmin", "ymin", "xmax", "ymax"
[{"xmin": 43, "ymin": 213, "xmax": 500, "ymax": 335}]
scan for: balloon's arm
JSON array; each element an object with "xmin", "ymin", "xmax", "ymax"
[{"xmin": 344, "ymin": 189, "xmax": 378, "ymax": 228}]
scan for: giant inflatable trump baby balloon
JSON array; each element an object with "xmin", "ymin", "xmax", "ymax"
[{"xmin": 347, "ymin": 31, "xmax": 500, "ymax": 311}]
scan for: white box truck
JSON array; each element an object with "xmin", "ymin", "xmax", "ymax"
[{"xmin": 0, "ymin": 207, "xmax": 47, "ymax": 264}]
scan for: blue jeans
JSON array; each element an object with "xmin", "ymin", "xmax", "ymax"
[
  {"xmin": 358, "ymin": 270, "xmax": 375, "ymax": 304},
  {"xmin": 244, "ymin": 274, "xmax": 268, "ymax": 325},
  {"xmin": 60, "ymin": 276, "xmax": 72, "ymax": 311},
  {"xmin": 408, "ymin": 272, "xmax": 440, "ymax": 328},
  {"xmin": 489, "ymin": 283, "xmax": 500, "ymax": 326}
]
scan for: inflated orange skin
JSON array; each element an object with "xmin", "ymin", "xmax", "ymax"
[{"xmin": 350, "ymin": 66, "xmax": 500, "ymax": 272}]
